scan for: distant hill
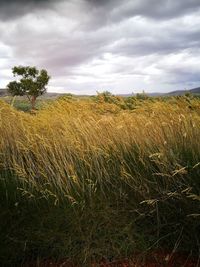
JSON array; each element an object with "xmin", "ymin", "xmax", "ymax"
[
  {"xmin": 0, "ymin": 89, "xmax": 7, "ymax": 96},
  {"xmin": 188, "ymin": 87, "xmax": 200, "ymax": 94},
  {"xmin": 0, "ymin": 89, "xmax": 64, "ymax": 99},
  {"xmin": 118, "ymin": 87, "xmax": 200, "ymax": 97},
  {"xmin": 118, "ymin": 92, "xmax": 165, "ymax": 97},
  {"xmin": 0, "ymin": 87, "xmax": 200, "ymax": 98},
  {"xmin": 166, "ymin": 87, "xmax": 200, "ymax": 96},
  {"xmin": 0, "ymin": 89, "xmax": 91, "ymax": 99}
]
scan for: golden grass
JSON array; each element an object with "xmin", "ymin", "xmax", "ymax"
[
  {"xmin": 1, "ymin": 98, "xmax": 200, "ymax": 200},
  {"xmin": 0, "ymin": 97, "xmax": 200, "ymax": 265}
]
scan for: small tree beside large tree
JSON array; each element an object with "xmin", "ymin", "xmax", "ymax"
[{"xmin": 7, "ymin": 66, "xmax": 50, "ymax": 109}]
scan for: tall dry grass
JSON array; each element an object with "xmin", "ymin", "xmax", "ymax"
[{"xmin": 0, "ymin": 97, "xmax": 200, "ymax": 265}]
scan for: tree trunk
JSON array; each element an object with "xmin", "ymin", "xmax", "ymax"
[
  {"xmin": 31, "ymin": 95, "xmax": 37, "ymax": 110},
  {"xmin": 11, "ymin": 95, "xmax": 16, "ymax": 107}
]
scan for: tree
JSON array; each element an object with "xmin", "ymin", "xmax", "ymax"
[{"xmin": 7, "ymin": 66, "xmax": 50, "ymax": 109}]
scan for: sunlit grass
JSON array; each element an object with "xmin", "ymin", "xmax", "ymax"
[{"xmin": 0, "ymin": 97, "xmax": 200, "ymax": 266}]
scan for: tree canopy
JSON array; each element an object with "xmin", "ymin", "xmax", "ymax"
[{"xmin": 7, "ymin": 66, "xmax": 50, "ymax": 109}]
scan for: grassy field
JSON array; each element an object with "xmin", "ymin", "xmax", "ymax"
[{"xmin": 0, "ymin": 95, "xmax": 200, "ymax": 266}]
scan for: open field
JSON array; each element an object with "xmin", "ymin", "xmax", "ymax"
[{"xmin": 0, "ymin": 96, "xmax": 200, "ymax": 266}]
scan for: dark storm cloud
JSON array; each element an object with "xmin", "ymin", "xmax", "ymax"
[
  {"xmin": 2, "ymin": 0, "xmax": 200, "ymax": 25},
  {"xmin": 81, "ymin": 0, "xmax": 200, "ymax": 31},
  {"xmin": 112, "ymin": 0, "xmax": 200, "ymax": 20},
  {"xmin": 85, "ymin": 0, "xmax": 113, "ymax": 6},
  {"xmin": 0, "ymin": 0, "xmax": 55, "ymax": 20}
]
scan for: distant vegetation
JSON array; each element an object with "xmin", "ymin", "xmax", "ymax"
[
  {"xmin": 1, "ymin": 89, "xmax": 200, "ymax": 113},
  {"xmin": 0, "ymin": 93, "xmax": 200, "ymax": 266}
]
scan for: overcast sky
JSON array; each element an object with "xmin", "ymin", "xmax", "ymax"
[{"xmin": 0, "ymin": 0, "xmax": 200, "ymax": 94}]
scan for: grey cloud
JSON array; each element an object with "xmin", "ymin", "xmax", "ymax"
[
  {"xmin": 165, "ymin": 71, "xmax": 200, "ymax": 86},
  {"xmin": 110, "ymin": 30, "xmax": 200, "ymax": 58},
  {"xmin": 1, "ymin": 0, "xmax": 200, "ymax": 93},
  {"xmin": 81, "ymin": 0, "xmax": 200, "ymax": 31},
  {"xmin": 0, "ymin": 0, "xmax": 55, "ymax": 20},
  {"xmin": 111, "ymin": 0, "xmax": 200, "ymax": 21},
  {"xmin": 2, "ymin": 0, "xmax": 200, "ymax": 28},
  {"xmin": 85, "ymin": 0, "xmax": 113, "ymax": 6}
]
